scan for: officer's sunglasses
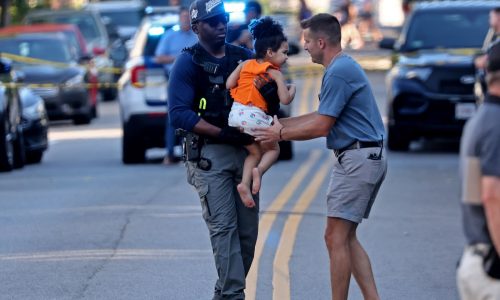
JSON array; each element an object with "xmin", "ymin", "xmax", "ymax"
[{"xmin": 202, "ymin": 13, "xmax": 230, "ymax": 27}]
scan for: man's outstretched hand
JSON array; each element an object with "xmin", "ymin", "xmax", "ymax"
[{"xmin": 254, "ymin": 116, "xmax": 283, "ymax": 143}]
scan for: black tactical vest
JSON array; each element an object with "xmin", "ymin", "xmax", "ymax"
[{"xmin": 184, "ymin": 43, "xmax": 250, "ymax": 128}]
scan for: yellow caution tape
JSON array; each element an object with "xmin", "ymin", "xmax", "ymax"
[{"xmin": 0, "ymin": 52, "xmax": 123, "ymax": 74}]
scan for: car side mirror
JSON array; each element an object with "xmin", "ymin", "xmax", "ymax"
[{"xmin": 379, "ymin": 37, "xmax": 396, "ymax": 50}]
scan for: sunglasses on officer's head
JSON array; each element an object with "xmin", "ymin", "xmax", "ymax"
[{"xmin": 202, "ymin": 13, "xmax": 230, "ymax": 27}]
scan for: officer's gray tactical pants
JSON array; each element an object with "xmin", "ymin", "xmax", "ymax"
[{"xmin": 186, "ymin": 144, "xmax": 259, "ymax": 300}]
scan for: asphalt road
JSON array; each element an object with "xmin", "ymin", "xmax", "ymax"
[{"xmin": 0, "ymin": 71, "xmax": 464, "ymax": 300}]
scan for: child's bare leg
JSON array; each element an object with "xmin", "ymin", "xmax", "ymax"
[
  {"xmin": 238, "ymin": 143, "xmax": 262, "ymax": 208},
  {"xmin": 252, "ymin": 141, "xmax": 280, "ymax": 194}
]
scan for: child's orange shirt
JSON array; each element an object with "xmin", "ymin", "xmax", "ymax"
[{"xmin": 230, "ymin": 59, "xmax": 279, "ymax": 113}]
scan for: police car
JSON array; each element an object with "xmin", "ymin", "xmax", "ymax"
[{"xmin": 118, "ymin": 13, "xmax": 179, "ymax": 164}]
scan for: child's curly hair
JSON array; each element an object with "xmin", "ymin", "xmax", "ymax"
[{"xmin": 248, "ymin": 16, "xmax": 287, "ymax": 59}]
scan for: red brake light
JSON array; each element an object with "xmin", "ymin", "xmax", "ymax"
[
  {"xmin": 131, "ymin": 65, "xmax": 146, "ymax": 88},
  {"xmin": 92, "ymin": 47, "xmax": 106, "ymax": 56}
]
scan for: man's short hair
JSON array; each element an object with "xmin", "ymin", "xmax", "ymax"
[{"xmin": 300, "ymin": 13, "xmax": 341, "ymax": 45}]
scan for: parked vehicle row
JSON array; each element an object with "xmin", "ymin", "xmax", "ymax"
[
  {"xmin": 379, "ymin": 0, "xmax": 496, "ymax": 151},
  {"xmin": 0, "ymin": 32, "xmax": 99, "ymax": 124},
  {"xmin": 24, "ymin": 9, "xmax": 120, "ymax": 101},
  {"xmin": 0, "ymin": 1, "xmax": 150, "ymax": 171}
]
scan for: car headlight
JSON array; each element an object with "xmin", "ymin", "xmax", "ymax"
[
  {"xmin": 23, "ymin": 100, "xmax": 46, "ymax": 120},
  {"xmin": 63, "ymin": 74, "xmax": 85, "ymax": 88},
  {"xmin": 398, "ymin": 67, "xmax": 432, "ymax": 82}
]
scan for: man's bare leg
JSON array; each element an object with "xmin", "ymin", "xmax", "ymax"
[
  {"xmin": 349, "ymin": 231, "xmax": 380, "ymax": 300},
  {"xmin": 325, "ymin": 217, "xmax": 355, "ymax": 300}
]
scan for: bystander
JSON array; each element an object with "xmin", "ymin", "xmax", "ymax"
[{"xmin": 457, "ymin": 42, "xmax": 500, "ymax": 300}]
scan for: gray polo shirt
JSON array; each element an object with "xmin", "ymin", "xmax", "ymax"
[
  {"xmin": 460, "ymin": 95, "xmax": 500, "ymax": 245},
  {"xmin": 318, "ymin": 54, "xmax": 385, "ymax": 150}
]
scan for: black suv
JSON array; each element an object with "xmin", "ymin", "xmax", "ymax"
[{"xmin": 380, "ymin": 1, "xmax": 496, "ymax": 151}]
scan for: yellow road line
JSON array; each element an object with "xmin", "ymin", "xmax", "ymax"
[
  {"xmin": 245, "ymin": 150, "xmax": 322, "ymax": 300},
  {"xmin": 298, "ymin": 71, "xmax": 313, "ymax": 115},
  {"xmin": 272, "ymin": 159, "xmax": 331, "ymax": 300}
]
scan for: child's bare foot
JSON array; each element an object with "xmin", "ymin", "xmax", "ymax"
[
  {"xmin": 251, "ymin": 167, "xmax": 261, "ymax": 194},
  {"xmin": 237, "ymin": 183, "xmax": 255, "ymax": 208}
]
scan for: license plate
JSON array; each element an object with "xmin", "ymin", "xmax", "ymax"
[
  {"xmin": 455, "ymin": 103, "xmax": 476, "ymax": 120},
  {"xmin": 145, "ymin": 75, "xmax": 167, "ymax": 102}
]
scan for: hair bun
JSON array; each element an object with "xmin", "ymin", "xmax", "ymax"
[{"xmin": 248, "ymin": 16, "xmax": 284, "ymax": 40}]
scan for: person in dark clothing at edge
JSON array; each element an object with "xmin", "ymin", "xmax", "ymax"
[{"xmin": 167, "ymin": 0, "xmax": 278, "ymax": 298}]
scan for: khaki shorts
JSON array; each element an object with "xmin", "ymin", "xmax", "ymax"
[
  {"xmin": 457, "ymin": 245, "xmax": 500, "ymax": 300},
  {"xmin": 327, "ymin": 147, "xmax": 387, "ymax": 223}
]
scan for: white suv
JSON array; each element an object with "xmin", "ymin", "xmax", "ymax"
[{"xmin": 118, "ymin": 13, "xmax": 179, "ymax": 164}]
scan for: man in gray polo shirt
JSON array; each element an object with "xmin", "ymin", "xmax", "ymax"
[
  {"xmin": 255, "ymin": 13, "xmax": 386, "ymax": 300},
  {"xmin": 457, "ymin": 42, "xmax": 500, "ymax": 300}
]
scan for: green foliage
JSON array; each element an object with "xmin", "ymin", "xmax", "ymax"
[{"xmin": 4, "ymin": 0, "xmax": 50, "ymax": 25}]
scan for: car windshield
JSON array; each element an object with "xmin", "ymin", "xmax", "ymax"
[
  {"xmin": 29, "ymin": 14, "xmax": 100, "ymax": 42},
  {"xmin": 0, "ymin": 38, "xmax": 73, "ymax": 63},
  {"xmin": 100, "ymin": 10, "xmax": 143, "ymax": 27},
  {"xmin": 403, "ymin": 9, "xmax": 490, "ymax": 51},
  {"xmin": 61, "ymin": 31, "xmax": 85, "ymax": 56}
]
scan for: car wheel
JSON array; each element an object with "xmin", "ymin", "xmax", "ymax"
[
  {"xmin": 0, "ymin": 113, "xmax": 14, "ymax": 172},
  {"xmin": 26, "ymin": 150, "xmax": 44, "ymax": 164},
  {"xmin": 388, "ymin": 125, "xmax": 410, "ymax": 151},
  {"xmin": 278, "ymin": 140, "xmax": 293, "ymax": 160},
  {"xmin": 122, "ymin": 123, "xmax": 145, "ymax": 164},
  {"xmin": 13, "ymin": 125, "xmax": 25, "ymax": 169},
  {"xmin": 73, "ymin": 113, "xmax": 92, "ymax": 125}
]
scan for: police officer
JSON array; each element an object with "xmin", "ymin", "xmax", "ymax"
[{"xmin": 168, "ymin": 0, "xmax": 258, "ymax": 299}]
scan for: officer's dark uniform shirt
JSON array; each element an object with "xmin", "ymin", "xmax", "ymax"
[{"xmin": 168, "ymin": 45, "xmax": 252, "ymax": 131}]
